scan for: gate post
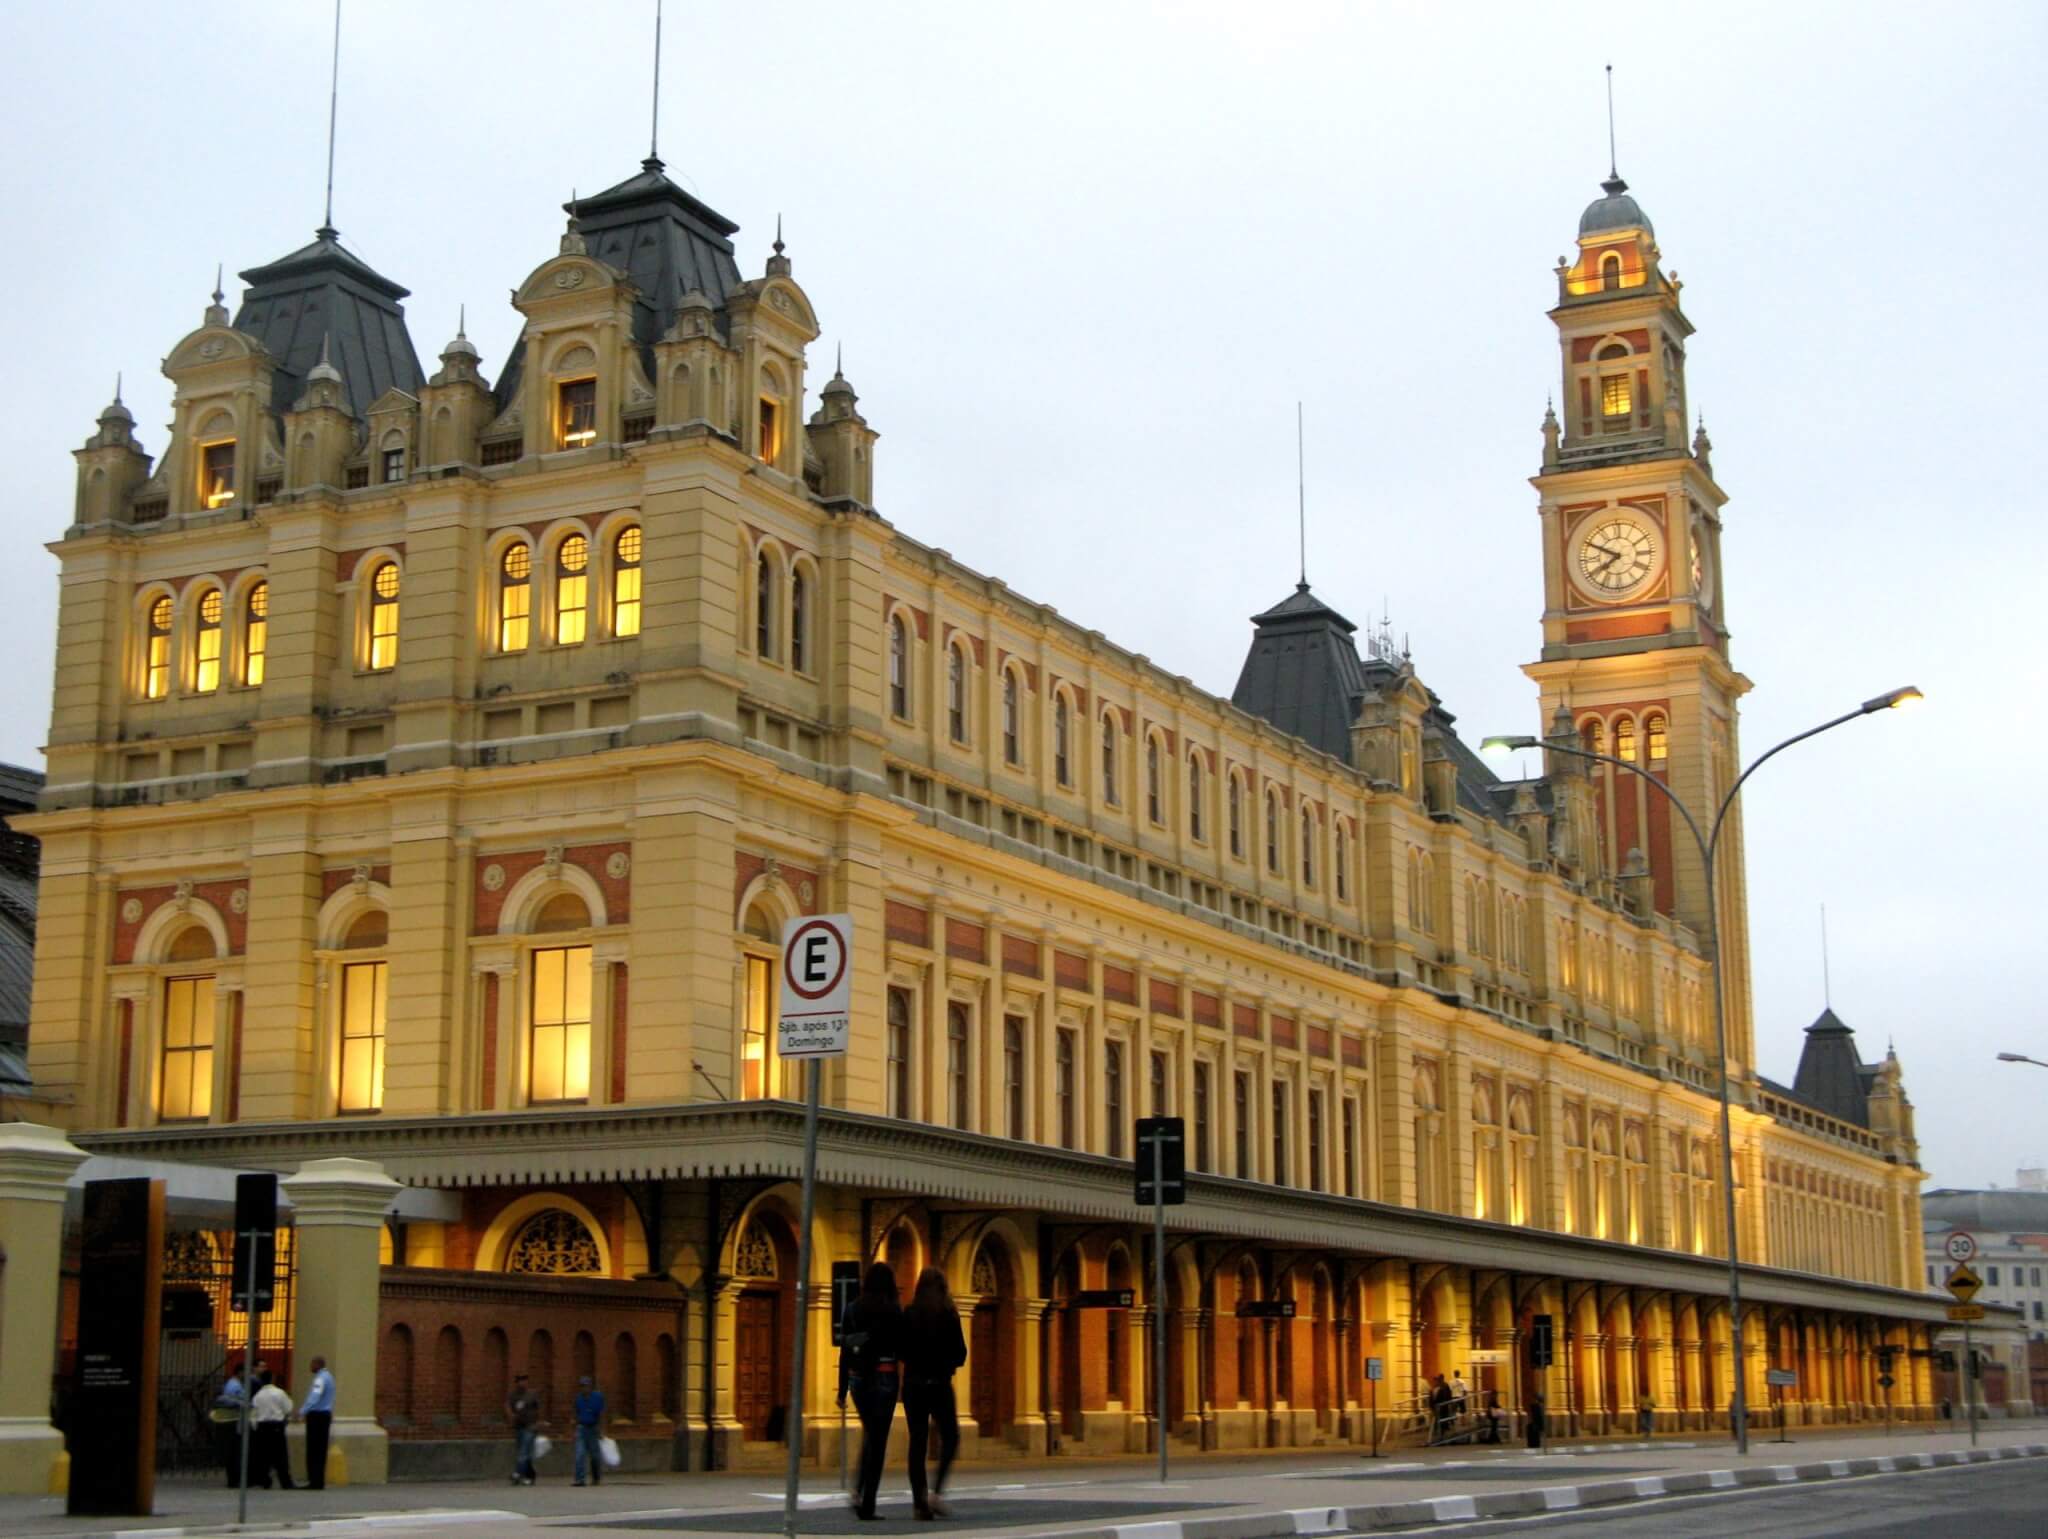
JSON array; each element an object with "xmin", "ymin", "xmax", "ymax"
[
  {"xmin": 282, "ymin": 1157, "xmax": 400, "ymax": 1484},
  {"xmin": 0, "ymin": 1123, "xmax": 90, "ymax": 1494}
]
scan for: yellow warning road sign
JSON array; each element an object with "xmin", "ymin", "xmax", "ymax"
[
  {"xmin": 1946, "ymin": 1264, "xmax": 1982, "ymax": 1304},
  {"xmin": 1947, "ymin": 1303, "xmax": 1986, "ymax": 1322}
]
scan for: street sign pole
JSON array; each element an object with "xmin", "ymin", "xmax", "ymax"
[
  {"xmin": 236, "ymin": 1229, "xmax": 257, "ymax": 1525},
  {"xmin": 1964, "ymin": 1322, "xmax": 1978, "ymax": 1448},
  {"xmin": 1153, "ymin": 1132, "xmax": 1168, "ymax": 1486},
  {"xmin": 781, "ymin": 1058, "xmax": 823, "ymax": 1539}
]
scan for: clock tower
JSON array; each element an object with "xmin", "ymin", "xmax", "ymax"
[{"xmin": 1523, "ymin": 171, "xmax": 1756, "ymax": 1072}]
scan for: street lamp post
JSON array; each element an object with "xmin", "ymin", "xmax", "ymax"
[
  {"xmin": 1996, "ymin": 1052, "xmax": 2048, "ymax": 1070},
  {"xmin": 1483, "ymin": 684, "xmax": 1920, "ymax": 1457}
]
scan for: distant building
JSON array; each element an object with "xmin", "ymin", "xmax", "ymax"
[
  {"xmin": 1924, "ymin": 1183, "xmax": 2048, "ymax": 1341},
  {"xmin": 0, "ymin": 763, "xmax": 43, "ymax": 1104}
]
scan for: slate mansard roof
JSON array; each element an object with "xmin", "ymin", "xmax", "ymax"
[{"xmin": 233, "ymin": 226, "xmax": 426, "ymax": 420}]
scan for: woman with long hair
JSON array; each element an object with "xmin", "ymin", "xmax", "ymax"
[
  {"xmin": 902, "ymin": 1266, "xmax": 968, "ymax": 1519},
  {"xmin": 837, "ymin": 1262, "xmax": 904, "ymax": 1520}
]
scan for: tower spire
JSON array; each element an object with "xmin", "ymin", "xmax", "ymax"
[
  {"xmin": 646, "ymin": 0, "xmax": 665, "ymax": 170},
  {"xmin": 321, "ymin": 0, "xmax": 342, "ymax": 237},
  {"xmin": 1605, "ymin": 63, "xmax": 1617, "ymax": 180},
  {"xmin": 1296, "ymin": 401, "xmax": 1308, "ymax": 588}
]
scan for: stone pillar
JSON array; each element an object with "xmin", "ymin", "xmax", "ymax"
[
  {"xmin": 282, "ymin": 1157, "xmax": 401, "ymax": 1484},
  {"xmin": 1012, "ymin": 1299, "xmax": 1050, "ymax": 1451},
  {"xmin": 0, "ymin": 1125, "xmax": 89, "ymax": 1495}
]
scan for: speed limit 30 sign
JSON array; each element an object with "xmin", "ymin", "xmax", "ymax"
[
  {"xmin": 1944, "ymin": 1231, "xmax": 1978, "ymax": 1264},
  {"xmin": 778, "ymin": 914, "xmax": 852, "ymax": 1059}
]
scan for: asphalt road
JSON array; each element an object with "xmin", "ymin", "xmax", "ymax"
[{"xmin": 1421, "ymin": 1458, "xmax": 2048, "ymax": 1536}]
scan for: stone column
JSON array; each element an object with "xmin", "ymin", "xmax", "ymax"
[
  {"xmin": 1012, "ymin": 1299, "xmax": 1050, "ymax": 1452},
  {"xmin": 282, "ymin": 1156, "xmax": 401, "ymax": 1484},
  {"xmin": 0, "ymin": 1124, "xmax": 89, "ymax": 1495}
]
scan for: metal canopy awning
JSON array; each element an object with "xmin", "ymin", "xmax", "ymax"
[{"xmin": 62, "ymin": 1152, "xmax": 459, "ymax": 1226}]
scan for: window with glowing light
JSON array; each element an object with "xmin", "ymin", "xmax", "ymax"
[
  {"xmin": 144, "ymin": 595, "xmax": 173, "ymax": 699},
  {"xmin": 1646, "ymin": 713, "xmax": 1668, "ymax": 764},
  {"xmin": 556, "ymin": 534, "xmax": 589, "ymax": 645},
  {"xmin": 742, "ymin": 954, "xmax": 774, "ymax": 1099},
  {"xmin": 1616, "ymin": 717, "xmax": 1637, "ymax": 763},
  {"xmin": 529, "ymin": 945, "xmax": 592, "ymax": 1103},
  {"xmin": 757, "ymin": 397, "xmax": 782, "ymax": 463},
  {"xmin": 338, "ymin": 959, "xmax": 388, "ymax": 1113},
  {"xmin": 367, "ymin": 562, "xmax": 400, "ymax": 669},
  {"xmin": 557, "ymin": 379, "xmax": 598, "ymax": 448},
  {"xmin": 244, "ymin": 582, "xmax": 268, "ymax": 686},
  {"xmin": 201, "ymin": 441, "xmax": 236, "ymax": 507},
  {"xmin": 612, "ymin": 526, "xmax": 642, "ymax": 637},
  {"xmin": 499, "ymin": 544, "xmax": 532, "ymax": 653},
  {"xmin": 1600, "ymin": 373, "xmax": 1632, "ymax": 423},
  {"xmin": 160, "ymin": 974, "xmax": 215, "ymax": 1121},
  {"xmin": 194, "ymin": 588, "xmax": 223, "ymax": 693}
]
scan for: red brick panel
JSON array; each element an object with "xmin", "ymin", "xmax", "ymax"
[
  {"xmin": 1054, "ymin": 950, "xmax": 1089, "ymax": 991},
  {"xmin": 113, "ymin": 879, "xmax": 250, "ymax": 963},
  {"xmin": 945, "ymin": 919, "xmax": 986, "ymax": 963},
  {"xmin": 1148, "ymin": 978, "xmax": 1180, "ymax": 1018},
  {"xmin": 1102, "ymin": 966, "xmax": 1136, "ymax": 1005},
  {"xmin": 480, "ymin": 974, "xmax": 499, "ymax": 1111},
  {"xmin": 1307, "ymin": 1024, "xmax": 1331, "ymax": 1058},
  {"xmin": 1341, "ymin": 1035, "xmax": 1364, "ymax": 1067},
  {"xmin": 1233, "ymin": 1003, "xmax": 1260, "ymax": 1039},
  {"xmin": 1271, "ymin": 1015, "xmax": 1297, "ymax": 1049},
  {"xmin": 885, "ymin": 900, "xmax": 931, "ymax": 947},
  {"xmin": 1191, "ymin": 992, "xmax": 1221, "ymax": 1028},
  {"xmin": 473, "ymin": 843, "xmax": 633, "ymax": 935},
  {"xmin": 1000, "ymin": 933, "xmax": 1040, "ymax": 978},
  {"xmin": 336, "ymin": 543, "xmax": 407, "ymax": 583}
]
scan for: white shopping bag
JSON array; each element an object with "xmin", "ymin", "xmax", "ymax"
[
  {"xmin": 599, "ymin": 1435, "xmax": 621, "ymax": 1470},
  {"xmin": 531, "ymin": 1434, "xmax": 553, "ymax": 1461}
]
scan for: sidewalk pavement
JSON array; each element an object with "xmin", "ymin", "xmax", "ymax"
[{"xmin": 5, "ymin": 1418, "xmax": 2041, "ymax": 1539}]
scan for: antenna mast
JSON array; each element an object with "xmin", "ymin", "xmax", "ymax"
[
  {"xmin": 1605, "ymin": 63, "xmax": 1617, "ymax": 178},
  {"xmin": 1296, "ymin": 401, "xmax": 1307, "ymax": 587},
  {"xmin": 650, "ymin": 0, "xmax": 664, "ymax": 165},
  {"xmin": 1821, "ymin": 902, "xmax": 1832, "ymax": 1007},
  {"xmin": 322, "ymin": 0, "xmax": 342, "ymax": 233}
]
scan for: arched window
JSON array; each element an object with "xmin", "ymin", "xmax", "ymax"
[
  {"xmin": 1145, "ymin": 735, "xmax": 1162, "ymax": 824},
  {"xmin": 1300, "ymin": 806, "xmax": 1315, "ymax": 887},
  {"xmin": 889, "ymin": 615, "xmax": 910, "ymax": 720},
  {"xmin": 790, "ymin": 566, "xmax": 809, "ymax": 673},
  {"xmin": 1601, "ymin": 252, "xmax": 1622, "ymax": 291},
  {"xmin": 194, "ymin": 588, "xmax": 223, "ymax": 693},
  {"xmin": 160, "ymin": 960, "xmax": 216, "ymax": 1121},
  {"xmin": 1265, "ymin": 789, "xmax": 1280, "ymax": 872},
  {"xmin": 612, "ymin": 526, "xmax": 642, "ymax": 637},
  {"xmin": 1100, "ymin": 715, "xmax": 1118, "ymax": 805},
  {"xmin": 1581, "ymin": 717, "xmax": 1605, "ymax": 756},
  {"xmin": 530, "ymin": 893, "xmax": 593, "ymax": 1104},
  {"xmin": 755, "ymin": 549, "xmax": 776, "ymax": 659},
  {"xmin": 506, "ymin": 1210, "xmax": 603, "ymax": 1275},
  {"xmin": 144, "ymin": 594, "xmax": 172, "ymax": 699},
  {"xmin": 1615, "ymin": 716, "xmax": 1637, "ymax": 763},
  {"xmin": 244, "ymin": 582, "xmax": 268, "ymax": 686},
  {"xmin": 338, "ymin": 909, "xmax": 388, "ymax": 1114},
  {"xmin": 556, "ymin": 533, "xmax": 590, "ymax": 645},
  {"xmin": 1228, "ymin": 773, "xmax": 1242, "ymax": 858},
  {"xmin": 201, "ymin": 437, "xmax": 236, "ymax": 508},
  {"xmin": 947, "ymin": 645, "xmax": 968, "ymax": 744},
  {"xmin": 1334, "ymin": 821, "xmax": 1348, "ymax": 900},
  {"xmin": 1188, "ymin": 754, "xmax": 1203, "ymax": 841},
  {"xmin": 1002, "ymin": 670, "xmax": 1020, "ymax": 765},
  {"xmin": 367, "ymin": 562, "xmax": 400, "ymax": 669},
  {"xmin": 1053, "ymin": 693, "xmax": 1070, "ymax": 785},
  {"xmin": 1646, "ymin": 712, "xmax": 1668, "ymax": 765},
  {"xmin": 499, "ymin": 544, "xmax": 532, "ymax": 652}
]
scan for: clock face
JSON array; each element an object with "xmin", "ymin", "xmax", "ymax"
[{"xmin": 1574, "ymin": 515, "xmax": 1660, "ymax": 598}]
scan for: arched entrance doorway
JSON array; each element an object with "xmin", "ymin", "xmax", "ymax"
[
  {"xmin": 732, "ymin": 1210, "xmax": 797, "ymax": 1442},
  {"xmin": 969, "ymin": 1238, "xmax": 1016, "ymax": 1438},
  {"xmin": 1055, "ymin": 1251, "xmax": 1083, "ymax": 1439}
]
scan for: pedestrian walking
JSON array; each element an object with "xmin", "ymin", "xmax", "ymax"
[
  {"xmin": 902, "ymin": 1267, "xmax": 967, "ymax": 1520},
  {"xmin": 1482, "ymin": 1389, "xmax": 1505, "ymax": 1444},
  {"xmin": 837, "ymin": 1262, "xmax": 904, "ymax": 1521},
  {"xmin": 297, "ymin": 1356, "xmax": 336, "ymax": 1489},
  {"xmin": 250, "ymin": 1371, "xmax": 295, "ymax": 1489},
  {"xmin": 213, "ymin": 1359, "xmax": 248, "ymax": 1488},
  {"xmin": 1450, "ymin": 1370, "xmax": 1471, "ymax": 1425},
  {"xmin": 1636, "ymin": 1394, "xmax": 1654, "ymax": 1437},
  {"xmin": 1526, "ymin": 1390, "xmax": 1547, "ymax": 1450},
  {"xmin": 573, "ymin": 1374, "xmax": 607, "ymax": 1487},
  {"xmin": 507, "ymin": 1373, "xmax": 543, "ymax": 1485},
  {"xmin": 1429, "ymin": 1374, "xmax": 1453, "ymax": 1442}
]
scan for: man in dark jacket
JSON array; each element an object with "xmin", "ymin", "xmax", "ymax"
[{"xmin": 837, "ymin": 1264, "xmax": 904, "ymax": 1520}]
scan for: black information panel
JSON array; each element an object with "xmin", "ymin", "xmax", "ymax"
[
  {"xmin": 230, "ymin": 1171, "xmax": 278, "ymax": 1314},
  {"xmin": 68, "ymin": 1177, "xmax": 163, "ymax": 1517},
  {"xmin": 830, "ymin": 1260, "xmax": 863, "ymax": 1346},
  {"xmin": 1133, "ymin": 1116, "xmax": 1187, "ymax": 1206}
]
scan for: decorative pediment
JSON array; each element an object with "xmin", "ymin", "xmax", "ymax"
[
  {"xmin": 761, "ymin": 277, "xmax": 818, "ymax": 333},
  {"xmin": 730, "ymin": 275, "xmax": 821, "ymax": 343},
  {"xmin": 515, "ymin": 252, "xmax": 628, "ymax": 307},
  {"xmin": 483, "ymin": 400, "xmax": 524, "ymax": 437},
  {"xmin": 167, "ymin": 324, "xmax": 262, "ymax": 372},
  {"xmin": 367, "ymin": 386, "xmax": 421, "ymax": 418}
]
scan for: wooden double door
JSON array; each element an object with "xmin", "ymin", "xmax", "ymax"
[{"xmin": 735, "ymin": 1289, "xmax": 784, "ymax": 1441}]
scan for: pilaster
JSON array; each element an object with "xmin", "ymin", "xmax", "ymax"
[{"xmin": 0, "ymin": 1125, "xmax": 90, "ymax": 1494}]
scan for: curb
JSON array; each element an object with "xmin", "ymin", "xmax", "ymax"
[
  {"xmin": 86, "ymin": 1509, "xmax": 519, "ymax": 1539},
  {"xmin": 1053, "ymin": 1442, "xmax": 2048, "ymax": 1539}
]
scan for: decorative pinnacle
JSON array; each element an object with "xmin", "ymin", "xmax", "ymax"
[
  {"xmin": 835, "ymin": 341, "xmax": 843, "ymax": 377},
  {"xmin": 114, "ymin": 371, "xmax": 122, "ymax": 404},
  {"xmin": 458, "ymin": 303, "xmax": 465, "ymax": 339},
  {"xmin": 773, "ymin": 213, "xmax": 785, "ymax": 257},
  {"xmin": 212, "ymin": 263, "xmax": 224, "ymax": 306}
]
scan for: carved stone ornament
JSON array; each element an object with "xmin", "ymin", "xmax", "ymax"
[
  {"xmin": 799, "ymin": 879, "xmax": 815, "ymax": 906},
  {"xmin": 352, "ymin": 861, "xmax": 372, "ymax": 895},
  {"xmin": 544, "ymin": 843, "xmax": 566, "ymax": 880},
  {"xmin": 972, "ymin": 1251, "xmax": 998, "ymax": 1297},
  {"xmin": 762, "ymin": 855, "xmax": 783, "ymax": 887},
  {"xmin": 121, "ymin": 897, "xmax": 143, "ymax": 924},
  {"xmin": 770, "ymin": 290, "xmax": 793, "ymax": 315},
  {"xmin": 198, "ymin": 339, "xmax": 226, "ymax": 360},
  {"xmin": 481, "ymin": 862, "xmax": 506, "ymax": 892},
  {"xmin": 553, "ymin": 267, "xmax": 587, "ymax": 290},
  {"xmin": 229, "ymin": 888, "xmax": 249, "ymax": 915},
  {"xmin": 605, "ymin": 851, "xmax": 631, "ymax": 880},
  {"xmin": 173, "ymin": 877, "xmax": 195, "ymax": 913},
  {"xmin": 733, "ymin": 1220, "xmax": 777, "ymax": 1279},
  {"xmin": 505, "ymin": 1209, "xmax": 603, "ymax": 1276}
]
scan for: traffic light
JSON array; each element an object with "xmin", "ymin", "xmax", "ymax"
[{"xmin": 1529, "ymin": 1313, "xmax": 1554, "ymax": 1369}]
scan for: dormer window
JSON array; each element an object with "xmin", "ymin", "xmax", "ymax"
[
  {"xmin": 1601, "ymin": 252, "xmax": 1622, "ymax": 291},
  {"xmin": 558, "ymin": 378, "xmax": 597, "ymax": 448},
  {"xmin": 758, "ymin": 397, "xmax": 782, "ymax": 464},
  {"xmin": 201, "ymin": 441, "xmax": 236, "ymax": 507},
  {"xmin": 382, "ymin": 446, "xmax": 406, "ymax": 484}
]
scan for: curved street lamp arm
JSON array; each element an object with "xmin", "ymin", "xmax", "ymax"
[
  {"xmin": 1706, "ymin": 705, "xmax": 1866, "ymax": 863},
  {"xmin": 1524, "ymin": 737, "xmax": 1710, "ymax": 866}
]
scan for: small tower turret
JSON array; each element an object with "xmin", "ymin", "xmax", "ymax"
[
  {"xmin": 285, "ymin": 334, "xmax": 355, "ymax": 490},
  {"xmin": 419, "ymin": 314, "xmax": 493, "ymax": 469},
  {"xmin": 807, "ymin": 350, "xmax": 878, "ymax": 510},
  {"xmin": 72, "ymin": 381, "xmax": 152, "ymax": 525}
]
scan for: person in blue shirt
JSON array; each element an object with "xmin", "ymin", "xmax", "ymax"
[
  {"xmin": 213, "ymin": 1359, "xmax": 249, "ymax": 1488},
  {"xmin": 572, "ymin": 1375, "xmax": 607, "ymax": 1487},
  {"xmin": 297, "ymin": 1356, "xmax": 337, "ymax": 1489}
]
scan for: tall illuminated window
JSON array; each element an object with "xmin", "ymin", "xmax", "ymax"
[
  {"xmin": 194, "ymin": 589, "xmax": 223, "ymax": 692},
  {"xmin": 556, "ymin": 534, "xmax": 589, "ymax": 645},
  {"xmin": 947, "ymin": 1001, "xmax": 970, "ymax": 1127},
  {"xmin": 789, "ymin": 568, "xmax": 808, "ymax": 672},
  {"xmin": 244, "ymin": 583, "xmax": 268, "ymax": 686},
  {"xmin": 757, "ymin": 397, "xmax": 781, "ymax": 463},
  {"xmin": 160, "ymin": 974, "xmax": 215, "ymax": 1120},
  {"xmin": 1616, "ymin": 717, "xmax": 1637, "ymax": 763},
  {"xmin": 144, "ymin": 595, "xmax": 172, "ymax": 699},
  {"xmin": 612, "ymin": 526, "xmax": 642, "ymax": 637},
  {"xmin": 557, "ymin": 379, "xmax": 597, "ymax": 448},
  {"xmin": 1601, "ymin": 373, "xmax": 1632, "ymax": 422},
  {"xmin": 338, "ymin": 960, "xmax": 387, "ymax": 1113},
  {"xmin": 1004, "ymin": 1015, "xmax": 1026, "ymax": 1138},
  {"xmin": 368, "ymin": 562, "xmax": 400, "ymax": 669},
  {"xmin": 1647, "ymin": 713, "xmax": 1668, "ymax": 765},
  {"xmin": 499, "ymin": 544, "xmax": 531, "ymax": 652},
  {"xmin": 889, "ymin": 616, "xmax": 909, "ymax": 719},
  {"xmin": 742, "ymin": 954, "xmax": 773, "ymax": 1099},
  {"xmin": 886, "ymin": 986, "xmax": 913, "ymax": 1119},
  {"xmin": 529, "ymin": 945, "xmax": 592, "ymax": 1103},
  {"xmin": 201, "ymin": 441, "xmax": 236, "ymax": 507},
  {"xmin": 1105, "ymin": 1041, "xmax": 1123, "ymax": 1157}
]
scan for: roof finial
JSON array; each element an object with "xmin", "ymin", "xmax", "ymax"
[
  {"xmin": 114, "ymin": 371, "xmax": 122, "ymax": 404},
  {"xmin": 457, "ymin": 302, "xmax": 466, "ymax": 340},
  {"xmin": 321, "ymin": 0, "xmax": 342, "ymax": 238},
  {"xmin": 1605, "ymin": 63, "xmax": 1617, "ymax": 181},
  {"xmin": 1296, "ymin": 400, "xmax": 1308, "ymax": 590},
  {"xmin": 835, "ymin": 340, "xmax": 843, "ymax": 377},
  {"xmin": 212, "ymin": 263, "xmax": 223, "ymax": 307},
  {"xmin": 646, "ymin": 0, "xmax": 665, "ymax": 170},
  {"xmin": 774, "ymin": 213, "xmax": 785, "ymax": 257}
]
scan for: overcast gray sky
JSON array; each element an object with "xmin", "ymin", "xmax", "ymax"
[{"xmin": 4, "ymin": 1, "xmax": 2043, "ymax": 1192}]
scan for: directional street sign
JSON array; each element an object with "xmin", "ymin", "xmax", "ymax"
[
  {"xmin": 1947, "ymin": 1304, "xmax": 1987, "ymax": 1322},
  {"xmin": 1943, "ymin": 1231, "xmax": 1978, "ymax": 1264},
  {"xmin": 777, "ymin": 914, "xmax": 852, "ymax": 1058},
  {"xmin": 1134, "ymin": 1116, "xmax": 1187, "ymax": 1206},
  {"xmin": 1766, "ymin": 1367, "xmax": 1798, "ymax": 1388},
  {"xmin": 1071, "ymin": 1289, "xmax": 1136, "ymax": 1309},
  {"xmin": 1945, "ymin": 1263, "xmax": 1982, "ymax": 1305}
]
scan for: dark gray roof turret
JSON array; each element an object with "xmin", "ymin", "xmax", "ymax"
[{"xmin": 1579, "ymin": 174, "xmax": 1653, "ymax": 237}]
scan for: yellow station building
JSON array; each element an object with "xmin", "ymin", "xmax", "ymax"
[{"xmin": 1, "ymin": 150, "xmax": 1973, "ymax": 1487}]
